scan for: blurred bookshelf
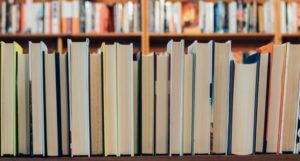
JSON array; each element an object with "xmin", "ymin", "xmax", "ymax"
[
  {"xmin": 0, "ymin": 0, "xmax": 288, "ymax": 55},
  {"xmin": 0, "ymin": 0, "xmax": 300, "ymax": 161}
]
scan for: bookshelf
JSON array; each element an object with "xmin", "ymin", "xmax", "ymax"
[
  {"xmin": 1, "ymin": 0, "xmax": 300, "ymax": 160},
  {"xmin": 0, "ymin": 0, "xmax": 288, "ymax": 55}
]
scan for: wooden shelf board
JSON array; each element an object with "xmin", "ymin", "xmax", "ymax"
[
  {"xmin": 149, "ymin": 33, "xmax": 274, "ymax": 38},
  {"xmin": 0, "ymin": 33, "xmax": 142, "ymax": 39},
  {"xmin": 149, "ymin": 33, "xmax": 275, "ymax": 43},
  {"xmin": 0, "ymin": 154, "xmax": 299, "ymax": 161}
]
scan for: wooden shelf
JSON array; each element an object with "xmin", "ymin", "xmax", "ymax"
[
  {"xmin": 1, "ymin": 155, "xmax": 299, "ymax": 161},
  {"xmin": 149, "ymin": 33, "xmax": 275, "ymax": 42},
  {"xmin": 0, "ymin": 33, "xmax": 141, "ymax": 39}
]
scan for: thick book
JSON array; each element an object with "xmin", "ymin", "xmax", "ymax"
[
  {"xmin": 44, "ymin": 52, "xmax": 61, "ymax": 156},
  {"xmin": 212, "ymin": 41, "xmax": 231, "ymax": 154},
  {"xmin": 59, "ymin": 53, "xmax": 70, "ymax": 156},
  {"xmin": 30, "ymin": 41, "xmax": 47, "ymax": 156},
  {"xmin": 68, "ymin": 39, "xmax": 90, "ymax": 156},
  {"xmin": 188, "ymin": 41, "xmax": 212, "ymax": 154},
  {"xmin": 155, "ymin": 52, "xmax": 169, "ymax": 155},
  {"xmin": 255, "ymin": 52, "xmax": 270, "ymax": 153},
  {"xmin": 231, "ymin": 55, "xmax": 259, "ymax": 155},
  {"xmin": 141, "ymin": 53, "xmax": 155, "ymax": 154},
  {"xmin": 1, "ymin": 42, "xmax": 21, "ymax": 156},
  {"xmin": 102, "ymin": 43, "xmax": 118, "ymax": 156},
  {"xmin": 89, "ymin": 52, "xmax": 103, "ymax": 155},
  {"xmin": 282, "ymin": 44, "xmax": 300, "ymax": 152},
  {"xmin": 17, "ymin": 51, "xmax": 30, "ymax": 155},
  {"xmin": 183, "ymin": 52, "xmax": 194, "ymax": 154},
  {"xmin": 266, "ymin": 44, "xmax": 287, "ymax": 154},
  {"xmin": 168, "ymin": 40, "xmax": 184, "ymax": 156},
  {"xmin": 117, "ymin": 44, "xmax": 134, "ymax": 156}
]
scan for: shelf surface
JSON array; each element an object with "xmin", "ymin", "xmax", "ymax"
[
  {"xmin": 0, "ymin": 155, "xmax": 299, "ymax": 161},
  {"xmin": 0, "ymin": 33, "xmax": 142, "ymax": 38}
]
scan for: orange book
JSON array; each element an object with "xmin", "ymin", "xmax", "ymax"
[
  {"xmin": 61, "ymin": 1, "xmax": 72, "ymax": 34},
  {"xmin": 72, "ymin": 0, "xmax": 80, "ymax": 34}
]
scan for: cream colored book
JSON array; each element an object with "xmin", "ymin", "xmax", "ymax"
[
  {"xmin": 188, "ymin": 41, "xmax": 212, "ymax": 154},
  {"xmin": 17, "ymin": 52, "xmax": 30, "ymax": 155},
  {"xmin": 44, "ymin": 52, "xmax": 59, "ymax": 156},
  {"xmin": 266, "ymin": 44, "xmax": 287, "ymax": 154},
  {"xmin": 30, "ymin": 41, "xmax": 47, "ymax": 156},
  {"xmin": 282, "ymin": 44, "xmax": 300, "ymax": 152},
  {"xmin": 133, "ymin": 53, "xmax": 140, "ymax": 154},
  {"xmin": 231, "ymin": 62, "xmax": 257, "ymax": 155},
  {"xmin": 255, "ymin": 53, "xmax": 269, "ymax": 153},
  {"xmin": 68, "ymin": 39, "xmax": 90, "ymax": 156},
  {"xmin": 155, "ymin": 52, "xmax": 169, "ymax": 154},
  {"xmin": 142, "ymin": 53, "xmax": 154, "ymax": 154},
  {"xmin": 183, "ymin": 53, "xmax": 193, "ymax": 154},
  {"xmin": 102, "ymin": 43, "xmax": 118, "ymax": 156},
  {"xmin": 90, "ymin": 52, "xmax": 103, "ymax": 155},
  {"xmin": 117, "ymin": 43, "xmax": 134, "ymax": 156},
  {"xmin": 212, "ymin": 41, "xmax": 231, "ymax": 154},
  {"xmin": 59, "ymin": 53, "xmax": 70, "ymax": 156},
  {"xmin": 168, "ymin": 40, "xmax": 184, "ymax": 156},
  {"xmin": 1, "ymin": 42, "xmax": 21, "ymax": 156}
]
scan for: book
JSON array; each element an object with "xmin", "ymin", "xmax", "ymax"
[
  {"xmin": 183, "ymin": 52, "xmax": 194, "ymax": 154},
  {"xmin": 155, "ymin": 52, "xmax": 169, "ymax": 154},
  {"xmin": 231, "ymin": 56, "xmax": 258, "ymax": 155},
  {"xmin": 59, "ymin": 53, "xmax": 70, "ymax": 156},
  {"xmin": 212, "ymin": 41, "xmax": 231, "ymax": 154},
  {"xmin": 30, "ymin": 41, "xmax": 47, "ymax": 156},
  {"xmin": 133, "ymin": 53, "xmax": 141, "ymax": 154},
  {"xmin": 72, "ymin": 0, "xmax": 80, "ymax": 34},
  {"xmin": 255, "ymin": 52, "xmax": 270, "ymax": 153},
  {"xmin": 51, "ymin": 0, "xmax": 60, "ymax": 34},
  {"xmin": 17, "ymin": 51, "xmax": 30, "ymax": 155},
  {"xmin": 102, "ymin": 43, "xmax": 118, "ymax": 156},
  {"xmin": 181, "ymin": 2, "xmax": 199, "ymax": 33},
  {"xmin": 142, "ymin": 53, "xmax": 155, "ymax": 154},
  {"xmin": 282, "ymin": 44, "xmax": 300, "ymax": 152},
  {"xmin": 266, "ymin": 44, "xmax": 287, "ymax": 154},
  {"xmin": 188, "ymin": 41, "xmax": 213, "ymax": 154},
  {"xmin": 168, "ymin": 40, "xmax": 184, "ymax": 156},
  {"xmin": 1, "ymin": 42, "xmax": 21, "ymax": 156},
  {"xmin": 89, "ymin": 52, "xmax": 103, "ymax": 155},
  {"xmin": 68, "ymin": 39, "xmax": 90, "ymax": 156},
  {"xmin": 44, "ymin": 52, "xmax": 61, "ymax": 156},
  {"xmin": 117, "ymin": 44, "xmax": 134, "ymax": 156},
  {"xmin": 61, "ymin": 1, "xmax": 72, "ymax": 34}
]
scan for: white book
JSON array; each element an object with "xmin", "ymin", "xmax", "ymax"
[
  {"xmin": 155, "ymin": 53, "xmax": 169, "ymax": 154},
  {"xmin": 280, "ymin": 1, "xmax": 287, "ymax": 34},
  {"xmin": 68, "ymin": 39, "xmax": 90, "ymax": 156},
  {"xmin": 154, "ymin": 1, "xmax": 160, "ymax": 33},
  {"xmin": 159, "ymin": 0, "xmax": 165, "ymax": 33},
  {"xmin": 114, "ymin": 3, "xmax": 123, "ymax": 33},
  {"xmin": 173, "ymin": 2, "xmax": 182, "ymax": 33},
  {"xmin": 1, "ymin": 2, "xmax": 6, "ymax": 33},
  {"xmin": 52, "ymin": 1, "xmax": 60, "ymax": 34},
  {"xmin": 205, "ymin": 2, "xmax": 214, "ymax": 33},
  {"xmin": 168, "ymin": 40, "xmax": 184, "ymax": 156},
  {"xmin": 228, "ymin": 1, "xmax": 237, "ymax": 33},
  {"xmin": 188, "ymin": 41, "xmax": 212, "ymax": 154},
  {"xmin": 198, "ymin": 1, "xmax": 205, "ymax": 32},
  {"xmin": 95, "ymin": 3, "xmax": 100, "ymax": 33},
  {"xmin": 30, "ymin": 41, "xmax": 47, "ymax": 156},
  {"xmin": 102, "ymin": 43, "xmax": 119, "ymax": 156},
  {"xmin": 44, "ymin": 2, "xmax": 51, "ymax": 34},
  {"xmin": 85, "ymin": 1, "xmax": 92, "ymax": 33},
  {"xmin": 117, "ymin": 44, "xmax": 134, "ymax": 156}
]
